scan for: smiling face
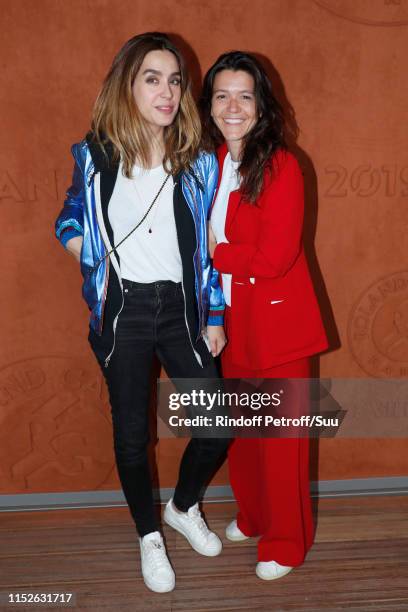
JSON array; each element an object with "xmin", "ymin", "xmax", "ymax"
[
  {"xmin": 211, "ymin": 69, "xmax": 258, "ymax": 159},
  {"xmin": 132, "ymin": 49, "xmax": 182, "ymax": 135}
]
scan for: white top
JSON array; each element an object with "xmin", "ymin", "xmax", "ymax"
[
  {"xmin": 210, "ymin": 152, "xmax": 241, "ymax": 306},
  {"xmin": 108, "ymin": 161, "xmax": 182, "ymax": 283}
]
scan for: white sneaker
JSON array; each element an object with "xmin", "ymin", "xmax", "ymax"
[
  {"xmin": 256, "ymin": 560, "xmax": 293, "ymax": 581},
  {"xmin": 164, "ymin": 499, "xmax": 222, "ymax": 557},
  {"xmin": 139, "ymin": 531, "xmax": 175, "ymax": 593},
  {"xmin": 225, "ymin": 519, "xmax": 250, "ymax": 542}
]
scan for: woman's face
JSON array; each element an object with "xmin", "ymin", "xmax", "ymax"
[
  {"xmin": 211, "ymin": 69, "xmax": 258, "ymax": 156},
  {"xmin": 132, "ymin": 49, "xmax": 182, "ymax": 134}
]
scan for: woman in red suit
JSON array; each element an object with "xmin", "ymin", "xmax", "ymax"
[{"xmin": 200, "ymin": 51, "xmax": 328, "ymax": 580}]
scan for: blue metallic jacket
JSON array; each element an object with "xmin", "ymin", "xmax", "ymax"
[{"xmin": 55, "ymin": 137, "xmax": 224, "ymax": 366}]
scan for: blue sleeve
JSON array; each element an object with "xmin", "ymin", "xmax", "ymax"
[
  {"xmin": 55, "ymin": 143, "xmax": 85, "ymax": 248},
  {"xmin": 204, "ymin": 153, "xmax": 225, "ymax": 327}
]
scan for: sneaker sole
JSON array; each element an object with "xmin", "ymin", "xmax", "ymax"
[
  {"xmin": 225, "ymin": 530, "xmax": 250, "ymax": 542},
  {"xmin": 142, "ymin": 573, "xmax": 175, "ymax": 593},
  {"xmin": 255, "ymin": 565, "xmax": 293, "ymax": 581},
  {"xmin": 164, "ymin": 512, "xmax": 222, "ymax": 557}
]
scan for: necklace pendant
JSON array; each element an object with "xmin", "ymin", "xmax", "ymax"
[{"xmin": 148, "ymin": 228, "xmax": 152, "ymax": 234}]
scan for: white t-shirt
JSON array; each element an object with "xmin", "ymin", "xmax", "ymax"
[
  {"xmin": 210, "ymin": 152, "xmax": 241, "ymax": 306},
  {"xmin": 108, "ymin": 161, "xmax": 182, "ymax": 283}
]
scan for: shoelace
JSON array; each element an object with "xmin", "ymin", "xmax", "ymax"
[
  {"xmin": 143, "ymin": 539, "xmax": 169, "ymax": 571},
  {"xmin": 187, "ymin": 506, "xmax": 211, "ymax": 538}
]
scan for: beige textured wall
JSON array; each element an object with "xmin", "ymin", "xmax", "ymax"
[{"xmin": 1, "ymin": 0, "xmax": 407, "ymax": 495}]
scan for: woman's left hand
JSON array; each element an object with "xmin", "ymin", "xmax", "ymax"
[
  {"xmin": 208, "ymin": 224, "xmax": 217, "ymax": 259},
  {"xmin": 206, "ymin": 325, "xmax": 227, "ymax": 357}
]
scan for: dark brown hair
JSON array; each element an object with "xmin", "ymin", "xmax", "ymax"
[{"xmin": 200, "ymin": 51, "xmax": 286, "ymax": 202}]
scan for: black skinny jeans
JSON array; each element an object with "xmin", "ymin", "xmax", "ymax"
[{"xmin": 101, "ymin": 279, "xmax": 228, "ymax": 537}]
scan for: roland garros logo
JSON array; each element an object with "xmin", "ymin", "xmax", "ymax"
[
  {"xmin": 313, "ymin": 0, "xmax": 408, "ymax": 27},
  {"xmin": 0, "ymin": 356, "xmax": 113, "ymax": 492},
  {"xmin": 348, "ymin": 271, "xmax": 408, "ymax": 377}
]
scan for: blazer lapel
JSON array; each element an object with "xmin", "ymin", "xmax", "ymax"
[
  {"xmin": 216, "ymin": 142, "xmax": 242, "ymax": 238},
  {"xmin": 225, "ymin": 189, "xmax": 241, "ymax": 237}
]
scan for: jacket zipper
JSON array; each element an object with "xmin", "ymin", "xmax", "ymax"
[
  {"xmin": 104, "ymin": 293, "xmax": 124, "ymax": 368},
  {"xmin": 92, "ymin": 172, "xmax": 124, "ymax": 368},
  {"xmin": 181, "ymin": 275, "xmax": 203, "ymax": 368},
  {"xmin": 177, "ymin": 177, "xmax": 203, "ymax": 367},
  {"xmin": 98, "ymin": 257, "xmax": 110, "ymax": 335}
]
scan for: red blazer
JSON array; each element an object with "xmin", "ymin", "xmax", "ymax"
[{"xmin": 213, "ymin": 144, "xmax": 328, "ymax": 369}]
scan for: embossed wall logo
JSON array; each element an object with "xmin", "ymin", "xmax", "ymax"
[
  {"xmin": 313, "ymin": 0, "xmax": 408, "ymax": 27},
  {"xmin": 0, "ymin": 356, "xmax": 113, "ymax": 493},
  {"xmin": 0, "ymin": 170, "xmax": 70, "ymax": 203},
  {"xmin": 348, "ymin": 272, "xmax": 408, "ymax": 377},
  {"xmin": 324, "ymin": 164, "xmax": 408, "ymax": 198}
]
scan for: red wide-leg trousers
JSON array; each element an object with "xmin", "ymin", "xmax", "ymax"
[{"xmin": 221, "ymin": 308, "xmax": 314, "ymax": 566}]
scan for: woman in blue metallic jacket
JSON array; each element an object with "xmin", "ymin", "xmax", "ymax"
[{"xmin": 55, "ymin": 32, "xmax": 228, "ymax": 594}]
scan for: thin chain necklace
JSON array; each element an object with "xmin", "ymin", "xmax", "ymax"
[{"xmin": 131, "ymin": 166, "xmax": 169, "ymax": 233}]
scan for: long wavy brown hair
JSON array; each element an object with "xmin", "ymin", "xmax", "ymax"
[
  {"xmin": 92, "ymin": 32, "xmax": 201, "ymax": 176},
  {"xmin": 200, "ymin": 51, "xmax": 286, "ymax": 203}
]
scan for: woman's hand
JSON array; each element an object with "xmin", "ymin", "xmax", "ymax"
[
  {"xmin": 206, "ymin": 325, "xmax": 227, "ymax": 357},
  {"xmin": 66, "ymin": 236, "xmax": 83, "ymax": 263},
  {"xmin": 208, "ymin": 224, "xmax": 217, "ymax": 259}
]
